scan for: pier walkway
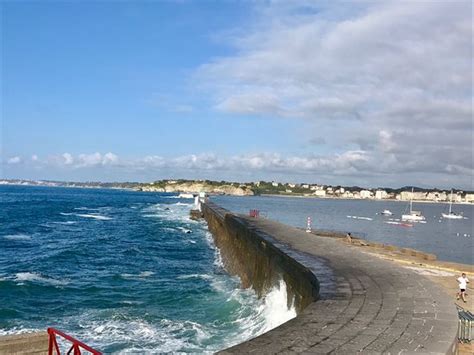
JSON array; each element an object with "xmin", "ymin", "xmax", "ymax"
[{"xmin": 220, "ymin": 215, "xmax": 458, "ymax": 354}]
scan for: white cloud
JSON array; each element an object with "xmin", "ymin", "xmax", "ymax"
[
  {"xmin": 62, "ymin": 153, "xmax": 74, "ymax": 165},
  {"xmin": 196, "ymin": 0, "xmax": 473, "ymax": 186},
  {"xmin": 7, "ymin": 156, "xmax": 21, "ymax": 164},
  {"xmin": 103, "ymin": 152, "xmax": 118, "ymax": 165},
  {"xmin": 6, "ymin": 150, "xmax": 472, "ymax": 188},
  {"xmin": 31, "ymin": 155, "xmax": 38, "ymax": 161}
]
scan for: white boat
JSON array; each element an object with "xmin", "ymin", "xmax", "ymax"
[
  {"xmin": 401, "ymin": 188, "xmax": 425, "ymax": 222},
  {"xmin": 442, "ymin": 190, "xmax": 463, "ymax": 219},
  {"xmin": 380, "ymin": 209, "xmax": 393, "ymax": 216}
]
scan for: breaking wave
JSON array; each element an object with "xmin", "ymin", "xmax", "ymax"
[
  {"xmin": 74, "ymin": 214, "xmax": 112, "ymax": 220},
  {"xmin": 2, "ymin": 234, "xmax": 32, "ymax": 241},
  {"xmin": 120, "ymin": 271, "xmax": 155, "ymax": 280},
  {"xmin": 14, "ymin": 272, "xmax": 69, "ymax": 286}
]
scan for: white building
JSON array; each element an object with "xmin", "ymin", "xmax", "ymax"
[
  {"xmin": 314, "ymin": 190, "xmax": 326, "ymax": 197},
  {"xmin": 342, "ymin": 191, "xmax": 354, "ymax": 198},
  {"xmin": 272, "ymin": 182, "xmax": 279, "ymax": 187},
  {"xmin": 375, "ymin": 190, "xmax": 388, "ymax": 199},
  {"xmin": 465, "ymin": 194, "xmax": 474, "ymax": 203}
]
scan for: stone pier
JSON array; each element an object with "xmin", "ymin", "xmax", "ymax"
[{"xmin": 202, "ymin": 202, "xmax": 459, "ymax": 354}]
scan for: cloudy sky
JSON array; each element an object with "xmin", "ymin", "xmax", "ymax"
[{"xmin": 2, "ymin": 1, "xmax": 472, "ymax": 189}]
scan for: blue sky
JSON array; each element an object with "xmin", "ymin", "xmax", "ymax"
[{"xmin": 1, "ymin": 1, "xmax": 472, "ymax": 189}]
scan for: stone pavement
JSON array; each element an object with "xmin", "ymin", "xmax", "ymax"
[{"xmin": 220, "ymin": 216, "xmax": 459, "ymax": 354}]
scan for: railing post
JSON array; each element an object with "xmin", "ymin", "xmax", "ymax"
[{"xmin": 47, "ymin": 328, "xmax": 101, "ymax": 355}]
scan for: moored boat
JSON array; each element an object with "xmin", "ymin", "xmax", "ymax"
[
  {"xmin": 401, "ymin": 188, "xmax": 425, "ymax": 222},
  {"xmin": 380, "ymin": 209, "xmax": 393, "ymax": 216},
  {"xmin": 442, "ymin": 190, "xmax": 463, "ymax": 219}
]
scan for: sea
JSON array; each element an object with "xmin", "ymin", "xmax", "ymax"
[
  {"xmin": 0, "ymin": 186, "xmax": 295, "ymax": 353},
  {"xmin": 1, "ymin": 186, "xmax": 472, "ymax": 352},
  {"xmin": 213, "ymin": 195, "xmax": 474, "ymax": 265}
]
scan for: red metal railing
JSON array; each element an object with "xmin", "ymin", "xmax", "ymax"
[
  {"xmin": 249, "ymin": 209, "xmax": 260, "ymax": 218},
  {"xmin": 47, "ymin": 328, "xmax": 102, "ymax": 355}
]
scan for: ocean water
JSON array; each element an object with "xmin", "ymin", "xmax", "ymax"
[
  {"xmin": 0, "ymin": 186, "xmax": 295, "ymax": 353},
  {"xmin": 213, "ymin": 195, "xmax": 474, "ymax": 265}
]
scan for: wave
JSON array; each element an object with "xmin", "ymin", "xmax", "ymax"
[
  {"xmin": 2, "ymin": 234, "xmax": 32, "ymax": 241},
  {"xmin": 51, "ymin": 221, "xmax": 77, "ymax": 225},
  {"xmin": 74, "ymin": 315, "xmax": 203, "ymax": 353},
  {"xmin": 14, "ymin": 272, "xmax": 69, "ymax": 286},
  {"xmin": 74, "ymin": 214, "xmax": 112, "ymax": 221},
  {"xmin": 174, "ymin": 202, "xmax": 193, "ymax": 206},
  {"xmin": 141, "ymin": 202, "xmax": 197, "ymax": 224},
  {"xmin": 346, "ymin": 215, "xmax": 373, "ymax": 221},
  {"xmin": 74, "ymin": 207, "xmax": 102, "ymax": 211},
  {"xmin": 60, "ymin": 212, "xmax": 112, "ymax": 220},
  {"xmin": 259, "ymin": 280, "xmax": 297, "ymax": 331},
  {"xmin": 120, "ymin": 271, "xmax": 155, "ymax": 280},
  {"xmin": 177, "ymin": 274, "xmax": 213, "ymax": 280},
  {"xmin": 0, "ymin": 327, "xmax": 41, "ymax": 336},
  {"xmin": 177, "ymin": 227, "xmax": 192, "ymax": 234}
]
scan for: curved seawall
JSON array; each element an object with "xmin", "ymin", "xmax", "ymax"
[
  {"xmin": 202, "ymin": 202, "xmax": 319, "ymax": 313},
  {"xmin": 202, "ymin": 202, "xmax": 459, "ymax": 354}
]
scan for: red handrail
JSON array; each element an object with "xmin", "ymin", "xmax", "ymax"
[{"xmin": 47, "ymin": 328, "xmax": 102, "ymax": 355}]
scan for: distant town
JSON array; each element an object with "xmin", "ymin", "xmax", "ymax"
[{"xmin": 1, "ymin": 178, "xmax": 473, "ymax": 203}]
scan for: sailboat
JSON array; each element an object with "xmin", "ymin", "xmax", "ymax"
[
  {"xmin": 401, "ymin": 188, "xmax": 425, "ymax": 222},
  {"xmin": 442, "ymin": 190, "xmax": 463, "ymax": 219}
]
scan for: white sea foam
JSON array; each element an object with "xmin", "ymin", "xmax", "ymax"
[
  {"xmin": 120, "ymin": 271, "xmax": 155, "ymax": 280},
  {"xmin": 75, "ymin": 214, "xmax": 112, "ymax": 220},
  {"xmin": 0, "ymin": 327, "xmax": 41, "ymax": 336},
  {"xmin": 74, "ymin": 207, "xmax": 101, "ymax": 211},
  {"xmin": 141, "ymin": 202, "xmax": 197, "ymax": 224},
  {"xmin": 177, "ymin": 227, "xmax": 192, "ymax": 234},
  {"xmin": 14, "ymin": 272, "xmax": 69, "ymax": 286},
  {"xmin": 52, "ymin": 221, "xmax": 77, "ymax": 225},
  {"xmin": 211, "ymin": 277, "xmax": 297, "ymax": 349},
  {"xmin": 174, "ymin": 202, "xmax": 193, "ymax": 206},
  {"xmin": 259, "ymin": 280, "xmax": 297, "ymax": 331},
  {"xmin": 60, "ymin": 212, "xmax": 112, "ymax": 220},
  {"xmin": 203, "ymin": 231, "xmax": 225, "ymax": 269},
  {"xmin": 2, "ymin": 234, "xmax": 32, "ymax": 241},
  {"xmin": 74, "ymin": 314, "xmax": 203, "ymax": 353},
  {"xmin": 177, "ymin": 274, "xmax": 213, "ymax": 280},
  {"xmin": 347, "ymin": 215, "xmax": 373, "ymax": 221}
]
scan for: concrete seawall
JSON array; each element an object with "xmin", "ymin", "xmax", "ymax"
[
  {"xmin": 202, "ymin": 202, "xmax": 459, "ymax": 354},
  {"xmin": 202, "ymin": 202, "xmax": 320, "ymax": 313}
]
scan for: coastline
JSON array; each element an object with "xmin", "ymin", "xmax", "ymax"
[
  {"xmin": 259, "ymin": 193, "xmax": 474, "ymax": 205},
  {"xmin": 2, "ymin": 181, "xmax": 473, "ymax": 204}
]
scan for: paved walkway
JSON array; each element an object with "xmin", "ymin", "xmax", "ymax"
[{"xmin": 221, "ymin": 216, "xmax": 458, "ymax": 354}]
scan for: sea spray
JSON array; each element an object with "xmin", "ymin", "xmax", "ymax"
[{"xmin": 260, "ymin": 280, "xmax": 297, "ymax": 332}]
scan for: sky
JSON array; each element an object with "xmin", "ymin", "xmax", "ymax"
[{"xmin": 1, "ymin": 0, "xmax": 472, "ymax": 189}]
